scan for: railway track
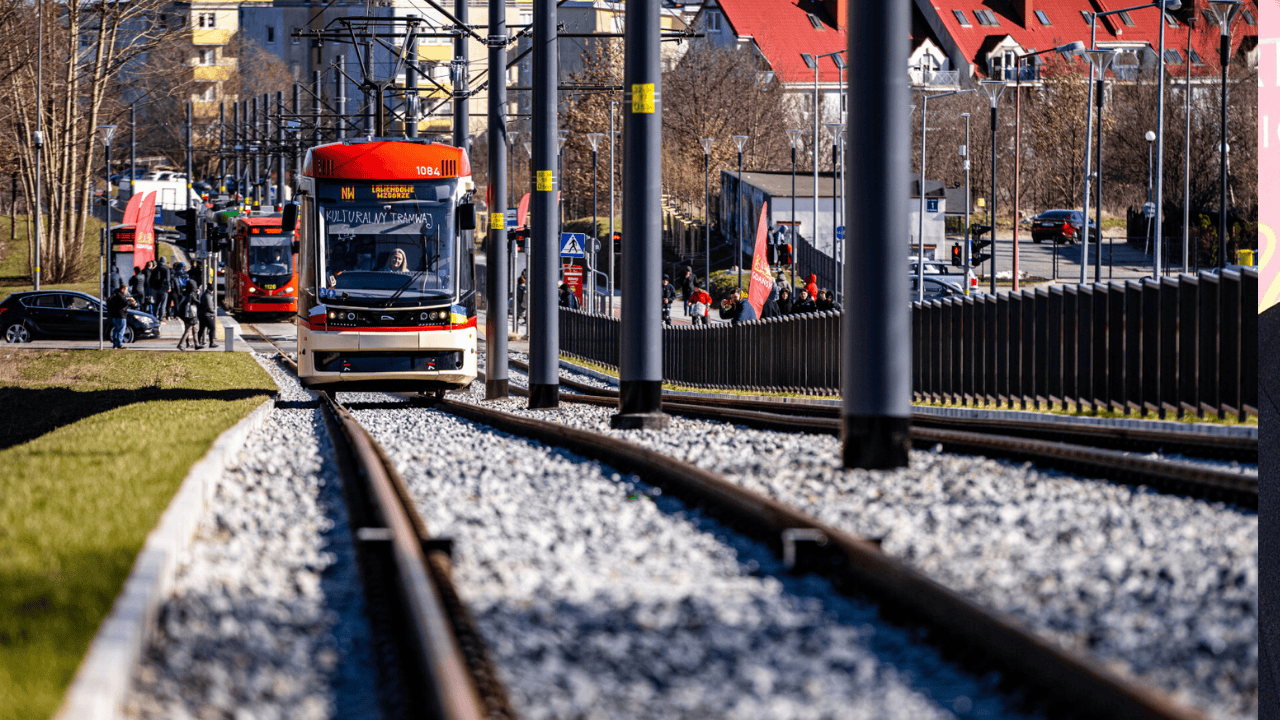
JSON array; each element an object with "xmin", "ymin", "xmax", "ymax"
[{"xmin": 498, "ymin": 359, "xmax": 1256, "ymax": 509}]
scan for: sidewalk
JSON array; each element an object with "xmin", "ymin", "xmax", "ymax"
[{"xmin": 18, "ymin": 310, "xmax": 249, "ymax": 352}]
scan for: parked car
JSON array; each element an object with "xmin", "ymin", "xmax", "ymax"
[
  {"xmin": 1030, "ymin": 210, "xmax": 1098, "ymax": 244},
  {"xmin": 910, "ymin": 275, "xmax": 968, "ymax": 301},
  {"xmin": 1, "ymin": 290, "xmax": 160, "ymax": 343}
]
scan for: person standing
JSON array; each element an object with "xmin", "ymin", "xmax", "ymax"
[
  {"xmin": 688, "ymin": 286, "xmax": 712, "ymax": 326},
  {"xmin": 176, "ymin": 280, "xmax": 200, "ymax": 350},
  {"xmin": 141, "ymin": 261, "xmax": 155, "ymax": 316},
  {"xmin": 129, "ymin": 266, "xmax": 146, "ymax": 309},
  {"xmin": 677, "ymin": 265, "xmax": 695, "ymax": 317},
  {"xmin": 196, "ymin": 282, "xmax": 218, "ymax": 348},
  {"xmin": 106, "ymin": 284, "xmax": 135, "ymax": 349},
  {"xmin": 791, "ymin": 289, "xmax": 817, "ymax": 314},
  {"xmin": 777, "ymin": 287, "xmax": 793, "ymax": 315},
  {"xmin": 661, "ymin": 274, "xmax": 677, "ymax": 326},
  {"xmin": 516, "ymin": 274, "xmax": 528, "ymax": 331},
  {"xmin": 150, "ymin": 258, "xmax": 171, "ymax": 321},
  {"xmin": 719, "ymin": 288, "xmax": 746, "ymax": 327},
  {"xmin": 804, "ymin": 273, "xmax": 818, "ymax": 303}
]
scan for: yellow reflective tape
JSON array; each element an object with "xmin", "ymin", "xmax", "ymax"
[
  {"xmin": 537, "ymin": 170, "xmax": 554, "ymax": 192},
  {"xmin": 491, "ymin": 212, "xmax": 505, "ymax": 230},
  {"xmin": 631, "ymin": 83, "xmax": 655, "ymax": 114}
]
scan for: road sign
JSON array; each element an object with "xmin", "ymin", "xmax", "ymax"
[
  {"xmin": 1142, "ymin": 201, "xmax": 1156, "ymax": 219},
  {"xmin": 835, "ymin": 226, "xmax": 845, "ymax": 241},
  {"xmin": 505, "ymin": 209, "xmax": 518, "ymax": 226},
  {"xmin": 560, "ymin": 232, "xmax": 586, "ymax": 258}
]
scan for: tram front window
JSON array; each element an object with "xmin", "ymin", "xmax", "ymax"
[
  {"xmin": 319, "ymin": 198, "xmax": 455, "ymax": 306},
  {"xmin": 249, "ymin": 240, "xmax": 292, "ymax": 279}
]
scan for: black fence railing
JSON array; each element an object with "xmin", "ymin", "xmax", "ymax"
[
  {"xmin": 793, "ymin": 231, "xmax": 839, "ymax": 295},
  {"xmin": 559, "ymin": 269, "xmax": 1257, "ymax": 418}
]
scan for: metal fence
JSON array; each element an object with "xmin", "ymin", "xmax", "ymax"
[
  {"xmin": 793, "ymin": 231, "xmax": 839, "ymax": 295},
  {"xmin": 559, "ymin": 268, "xmax": 1256, "ymax": 417}
]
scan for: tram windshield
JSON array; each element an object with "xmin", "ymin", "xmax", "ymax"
[
  {"xmin": 248, "ymin": 236, "xmax": 292, "ymax": 279},
  {"xmin": 317, "ymin": 185, "xmax": 456, "ymax": 306}
]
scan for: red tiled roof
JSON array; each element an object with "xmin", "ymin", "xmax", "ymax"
[
  {"xmin": 712, "ymin": 0, "xmax": 851, "ymax": 85},
  {"xmin": 925, "ymin": 0, "xmax": 1258, "ymax": 78}
]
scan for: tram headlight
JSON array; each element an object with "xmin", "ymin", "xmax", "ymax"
[{"xmin": 248, "ymin": 287, "xmax": 257, "ymax": 293}]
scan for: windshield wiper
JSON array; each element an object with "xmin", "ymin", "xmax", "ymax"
[{"xmin": 384, "ymin": 270, "xmax": 424, "ymax": 308}]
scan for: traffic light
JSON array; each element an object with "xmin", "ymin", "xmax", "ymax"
[
  {"xmin": 951, "ymin": 244, "xmax": 963, "ymax": 267},
  {"xmin": 207, "ymin": 223, "xmax": 230, "ymax": 253},
  {"xmin": 174, "ymin": 207, "xmax": 199, "ymax": 253},
  {"xmin": 507, "ymin": 226, "xmax": 529, "ymax": 252},
  {"xmin": 612, "ymin": 231, "xmax": 621, "ymax": 245},
  {"xmin": 970, "ymin": 223, "xmax": 992, "ymax": 267}
]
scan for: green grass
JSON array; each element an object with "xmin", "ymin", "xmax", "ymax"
[{"xmin": 0, "ymin": 350, "xmax": 275, "ymax": 720}]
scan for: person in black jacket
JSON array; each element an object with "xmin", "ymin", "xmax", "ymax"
[
  {"xmin": 558, "ymin": 282, "xmax": 579, "ymax": 309},
  {"xmin": 106, "ymin": 285, "xmax": 135, "ymax": 348},
  {"xmin": 791, "ymin": 289, "xmax": 817, "ymax": 314},
  {"xmin": 176, "ymin": 280, "xmax": 200, "ymax": 350},
  {"xmin": 516, "ymin": 275, "xmax": 528, "ymax": 332},
  {"xmin": 719, "ymin": 289, "xmax": 745, "ymax": 326},
  {"xmin": 129, "ymin": 266, "xmax": 146, "ymax": 309},
  {"xmin": 196, "ymin": 284, "xmax": 218, "ymax": 348},
  {"xmin": 661, "ymin": 275, "xmax": 676, "ymax": 325},
  {"xmin": 777, "ymin": 287, "xmax": 793, "ymax": 315},
  {"xmin": 150, "ymin": 257, "xmax": 171, "ymax": 321}
]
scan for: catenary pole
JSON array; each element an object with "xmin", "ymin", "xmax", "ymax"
[
  {"xmin": 276, "ymin": 91, "xmax": 285, "ymax": 208},
  {"xmin": 1082, "ymin": 15, "xmax": 1099, "ymax": 283},
  {"xmin": 612, "ymin": 0, "xmax": 666, "ymax": 429},
  {"xmin": 217, "ymin": 103, "xmax": 225, "ymax": 195},
  {"xmin": 406, "ymin": 15, "xmax": 419, "ymax": 138},
  {"xmin": 454, "ymin": 0, "xmax": 468, "ymax": 152},
  {"xmin": 33, "ymin": 2, "xmax": 42, "ymax": 290},
  {"xmin": 132, "ymin": 104, "xmax": 139, "ymax": 198},
  {"xmin": 843, "ymin": 0, "xmax": 910, "ymax": 468},
  {"xmin": 336, "ymin": 56, "xmax": 348, "ymax": 140},
  {"xmin": 486, "ymin": 0, "xmax": 509, "ymax": 399},
  {"xmin": 528, "ymin": 0, "xmax": 559, "ymax": 408},
  {"xmin": 608, "ymin": 100, "xmax": 616, "ymax": 316},
  {"xmin": 1183, "ymin": 18, "xmax": 1194, "ymax": 270}
]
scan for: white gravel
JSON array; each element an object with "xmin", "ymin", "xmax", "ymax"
[
  {"xmin": 350, "ymin": 399, "xmax": 1038, "ymax": 720},
  {"xmin": 126, "ymin": 355, "xmax": 382, "ymax": 720},
  {"xmin": 469, "ymin": 358, "xmax": 1258, "ymax": 720}
]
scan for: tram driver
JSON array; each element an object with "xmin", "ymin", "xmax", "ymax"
[{"xmin": 382, "ymin": 247, "xmax": 409, "ymax": 273}]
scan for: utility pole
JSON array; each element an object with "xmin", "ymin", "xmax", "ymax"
[
  {"xmin": 486, "ymin": 0, "xmax": 509, "ymax": 399},
  {"xmin": 406, "ymin": 15, "xmax": 419, "ymax": 139},
  {"xmin": 842, "ymin": 0, "xmax": 910, "ymax": 469},
  {"xmin": 336, "ymin": 56, "xmax": 348, "ymax": 140},
  {"xmin": 276, "ymin": 90, "xmax": 286, "ymax": 208},
  {"xmin": 612, "ymin": 0, "xmax": 667, "ymax": 429},
  {"xmin": 528, "ymin": 0, "xmax": 560, "ymax": 408},
  {"xmin": 313, "ymin": 71, "xmax": 323, "ymax": 145},
  {"xmin": 453, "ymin": 0, "xmax": 469, "ymax": 152},
  {"xmin": 217, "ymin": 103, "xmax": 225, "ymax": 195}
]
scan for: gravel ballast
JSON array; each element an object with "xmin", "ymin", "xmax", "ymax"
[
  {"xmin": 126, "ymin": 356, "xmax": 382, "ymax": 720},
  {"xmin": 349, "ymin": 398, "xmax": 1038, "ymax": 720},
  {"xmin": 464, "ymin": 359, "xmax": 1258, "ymax": 720}
]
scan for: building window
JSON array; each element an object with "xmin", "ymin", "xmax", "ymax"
[
  {"xmin": 292, "ymin": 27, "xmax": 300, "ymax": 44},
  {"xmin": 801, "ymin": 53, "xmax": 816, "ymax": 69},
  {"xmin": 198, "ymin": 12, "xmax": 216, "ymax": 28},
  {"xmin": 1118, "ymin": 11, "xmax": 1135, "ymax": 26},
  {"xmin": 1164, "ymin": 12, "xmax": 1179, "ymax": 27},
  {"xmin": 1080, "ymin": 10, "xmax": 1091, "ymax": 24},
  {"xmin": 266, "ymin": 26, "xmax": 275, "ymax": 44},
  {"xmin": 519, "ymin": 9, "xmax": 531, "ymax": 25},
  {"xmin": 974, "ymin": 10, "xmax": 1000, "ymax": 27},
  {"xmin": 953, "ymin": 10, "xmax": 971, "ymax": 27},
  {"xmin": 1164, "ymin": 49, "xmax": 1182, "ymax": 63},
  {"xmin": 1242, "ymin": 9, "xmax": 1256, "ymax": 25},
  {"xmin": 198, "ymin": 48, "xmax": 215, "ymax": 65},
  {"xmin": 200, "ymin": 84, "xmax": 216, "ymax": 102},
  {"xmin": 807, "ymin": 13, "xmax": 823, "ymax": 30},
  {"xmin": 1189, "ymin": 49, "xmax": 1203, "ymax": 65},
  {"xmin": 1035, "ymin": 10, "xmax": 1050, "ymax": 25},
  {"xmin": 707, "ymin": 12, "xmax": 721, "ymax": 31}
]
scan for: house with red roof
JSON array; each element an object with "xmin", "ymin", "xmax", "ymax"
[{"xmin": 690, "ymin": 0, "xmax": 1257, "ymax": 97}]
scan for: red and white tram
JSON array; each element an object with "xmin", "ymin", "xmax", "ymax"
[{"xmin": 291, "ymin": 138, "xmax": 479, "ymax": 393}]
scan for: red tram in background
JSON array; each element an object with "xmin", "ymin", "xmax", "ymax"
[{"xmin": 223, "ymin": 214, "xmax": 299, "ymax": 315}]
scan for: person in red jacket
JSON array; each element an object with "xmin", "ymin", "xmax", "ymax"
[
  {"xmin": 688, "ymin": 286, "xmax": 713, "ymax": 326},
  {"xmin": 805, "ymin": 273, "xmax": 818, "ymax": 302}
]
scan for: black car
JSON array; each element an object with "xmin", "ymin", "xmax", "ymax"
[
  {"xmin": 1030, "ymin": 210, "xmax": 1099, "ymax": 244},
  {"xmin": 1, "ymin": 290, "xmax": 161, "ymax": 343}
]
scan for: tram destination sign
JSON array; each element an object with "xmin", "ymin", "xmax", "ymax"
[{"xmin": 318, "ymin": 180, "xmax": 454, "ymax": 204}]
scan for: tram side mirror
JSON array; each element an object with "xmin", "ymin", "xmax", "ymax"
[
  {"xmin": 457, "ymin": 203, "xmax": 476, "ymax": 231},
  {"xmin": 280, "ymin": 203, "xmax": 298, "ymax": 233}
]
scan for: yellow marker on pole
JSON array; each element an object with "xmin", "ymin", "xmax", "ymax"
[
  {"xmin": 537, "ymin": 170, "xmax": 554, "ymax": 192},
  {"xmin": 491, "ymin": 213, "xmax": 505, "ymax": 230},
  {"xmin": 631, "ymin": 83, "xmax": 655, "ymax": 114}
]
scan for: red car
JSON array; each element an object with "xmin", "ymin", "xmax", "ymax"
[{"xmin": 1030, "ymin": 210, "xmax": 1099, "ymax": 244}]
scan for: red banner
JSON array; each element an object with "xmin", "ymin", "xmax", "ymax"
[
  {"xmin": 133, "ymin": 192, "xmax": 157, "ymax": 267},
  {"xmin": 562, "ymin": 264, "xmax": 583, "ymax": 305},
  {"xmin": 746, "ymin": 202, "xmax": 773, "ymax": 320},
  {"xmin": 121, "ymin": 192, "xmax": 144, "ymax": 226}
]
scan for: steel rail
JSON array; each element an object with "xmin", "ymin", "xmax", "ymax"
[
  {"xmin": 434, "ymin": 396, "xmax": 1206, "ymax": 720},
  {"xmin": 503, "ymin": 358, "xmax": 1256, "ymax": 464},
  {"xmin": 320, "ymin": 391, "xmax": 489, "ymax": 720}
]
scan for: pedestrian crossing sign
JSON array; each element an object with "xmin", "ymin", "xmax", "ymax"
[{"xmin": 560, "ymin": 233, "xmax": 586, "ymax": 258}]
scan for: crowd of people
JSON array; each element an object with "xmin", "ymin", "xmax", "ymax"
[
  {"xmin": 668, "ymin": 265, "xmax": 842, "ymax": 328},
  {"xmin": 107, "ymin": 256, "xmax": 220, "ymax": 349}
]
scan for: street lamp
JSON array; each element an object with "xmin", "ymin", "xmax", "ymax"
[
  {"xmin": 700, "ymin": 137, "xmax": 714, "ymax": 292},
  {"xmin": 97, "ymin": 124, "xmax": 117, "ymax": 351},
  {"xmin": 1014, "ymin": 42, "xmax": 1085, "ymax": 289},
  {"xmin": 1085, "ymin": 49, "xmax": 1115, "ymax": 280},
  {"xmin": 785, "ymin": 129, "xmax": 803, "ymax": 292},
  {"xmin": 1083, "ymin": 0, "xmax": 1181, "ymax": 280},
  {"xmin": 556, "ymin": 129, "xmax": 568, "ymax": 231},
  {"xmin": 1206, "ymin": 0, "xmax": 1242, "ymax": 268},
  {"xmin": 732, "ymin": 134, "xmax": 749, "ymax": 291},
  {"xmin": 1145, "ymin": 129, "xmax": 1157, "ymax": 255},
  {"xmin": 915, "ymin": 90, "xmax": 972, "ymax": 302},
  {"xmin": 960, "ymin": 112, "xmax": 973, "ymax": 289},
  {"xmin": 815, "ymin": 50, "xmax": 844, "ymax": 283},
  {"xmin": 1182, "ymin": 17, "xmax": 1196, "ymax": 271},
  {"xmin": 979, "ymin": 79, "xmax": 1005, "ymax": 294},
  {"xmin": 826, "ymin": 121, "xmax": 844, "ymax": 303},
  {"xmin": 587, "ymin": 132, "xmax": 604, "ymax": 312}
]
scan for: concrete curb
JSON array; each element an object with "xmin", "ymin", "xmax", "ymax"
[{"xmin": 52, "ymin": 397, "xmax": 275, "ymax": 720}]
